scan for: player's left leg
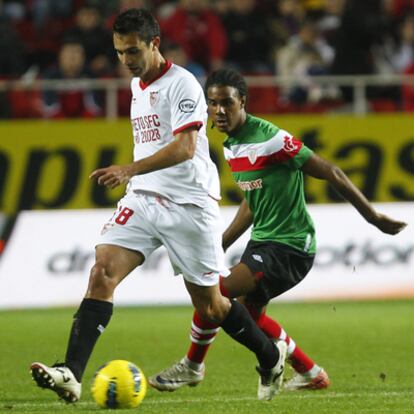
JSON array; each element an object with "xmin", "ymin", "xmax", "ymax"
[
  {"xmin": 148, "ymin": 199, "xmax": 287, "ymax": 399},
  {"xmin": 186, "ymin": 281, "xmax": 286, "ymax": 401},
  {"xmin": 233, "ymin": 243, "xmax": 329, "ymax": 390},
  {"xmin": 182, "ymin": 265, "xmax": 256, "ymax": 373},
  {"xmin": 151, "ymin": 268, "xmax": 328, "ymax": 390},
  {"xmin": 241, "ymin": 299, "xmax": 329, "ymax": 391},
  {"xmin": 150, "ymin": 240, "xmax": 329, "ymax": 392},
  {"xmin": 182, "ymin": 289, "xmax": 329, "ymax": 390},
  {"xmin": 149, "ymin": 269, "xmax": 286, "ymax": 399},
  {"xmin": 151, "ymin": 280, "xmax": 286, "ymax": 400}
]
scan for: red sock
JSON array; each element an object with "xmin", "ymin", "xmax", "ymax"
[
  {"xmin": 289, "ymin": 346, "xmax": 315, "ymax": 373},
  {"xmin": 256, "ymin": 312, "xmax": 283, "ymax": 337},
  {"xmin": 247, "ymin": 307, "xmax": 315, "ymax": 374},
  {"xmin": 186, "ymin": 277, "xmax": 232, "ymax": 364},
  {"xmin": 187, "ymin": 311, "xmax": 220, "ymax": 364},
  {"xmin": 186, "ymin": 276, "xmax": 230, "ymax": 364},
  {"xmin": 187, "ymin": 277, "xmax": 316, "ymax": 374}
]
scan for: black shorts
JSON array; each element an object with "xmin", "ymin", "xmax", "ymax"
[{"xmin": 240, "ymin": 240, "xmax": 314, "ymax": 307}]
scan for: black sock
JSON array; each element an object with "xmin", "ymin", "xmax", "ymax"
[
  {"xmin": 220, "ymin": 300, "xmax": 279, "ymax": 369},
  {"xmin": 64, "ymin": 298, "xmax": 113, "ymax": 382}
]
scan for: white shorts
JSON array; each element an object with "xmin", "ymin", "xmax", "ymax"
[{"xmin": 97, "ymin": 191, "xmax": 230, "ymax": 286}]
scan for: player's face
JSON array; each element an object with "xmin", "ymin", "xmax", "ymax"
[
  {"xmin": 207, "ymin": 85, "xmax": 246, "ymax": 134},
  {"xmin": 113, "ymin": 32, "xmax": 157, "ymax": 79}
]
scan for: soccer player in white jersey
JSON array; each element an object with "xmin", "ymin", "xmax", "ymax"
[
  {"xmin": 149, "ymin": 69, "xmax": 408, "ymax": 392},
  {"xmin": 30, "ymin": 9, "xmax": 286, "ymax": 403}
]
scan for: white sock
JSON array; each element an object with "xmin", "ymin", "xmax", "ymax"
[
  {"xmin": 303, "ymin": 364, "xmax": 322, "ymax": 379},
  {"xmin": 183, "ymin": 356, "xmax": 203, "ymax": 372}
]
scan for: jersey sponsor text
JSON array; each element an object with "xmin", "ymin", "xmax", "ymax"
[
  {"xmin": 237, "ymin": 179, "xmax": 263, "ymax": 191},
  {"xmin": 132, "ymin": 115, "xmax": 161, "ymax": 143}
]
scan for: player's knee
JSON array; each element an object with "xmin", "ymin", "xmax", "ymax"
[
  {"xmin": 88, "ymin": 261, "xmax": 117, "ymax": 296},
  {"xmin": 196, "ymin": 300, "xmax": 229, "ymax": 324},
  {"xmin": 195, "ymin": 306, "xmax": 216, "ymax": 323}
]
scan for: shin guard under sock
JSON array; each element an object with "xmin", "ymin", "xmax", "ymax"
[{"xmin": 65, "ymin": 298, "xmax": 113, "ymax": 381}]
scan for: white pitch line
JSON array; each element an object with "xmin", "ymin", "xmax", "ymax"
[
  {"xmin": 142, "ymin": 390, "xmax": 414, "ymax": 404},
  {"xmin": 6, "ymin": 390, "xmax": 413, "ymax": 408}
]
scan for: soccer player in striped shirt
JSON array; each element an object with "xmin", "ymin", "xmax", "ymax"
[{"xmin": 149, "ymin": 68, "xmax": 407, "ymax": 392}]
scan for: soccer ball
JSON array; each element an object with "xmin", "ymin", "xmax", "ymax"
[{"xmin": 91, "ymin": 360, "xmax": 147, "ymax": 409}]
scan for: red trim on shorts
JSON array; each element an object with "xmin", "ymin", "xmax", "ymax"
[
  {"xmin": 139, "ymin": 60, "xmax": 172, "ymax": 90},
  {"xmin": 173, "ymin": 121, "xmax": 203, "ymax": 135}
]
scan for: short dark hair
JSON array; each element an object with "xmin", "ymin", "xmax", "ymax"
[
  {"xmin": 113, "ymin": 8, "xmax": 160, "ymax": 45},
  {"xmin": 204, "ymin": 69, "xmax": 248, "ymax": 100}
]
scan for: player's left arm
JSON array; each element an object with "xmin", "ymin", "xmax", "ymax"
[
  {"xmin": 222, "ymin": 199, "xmax": 253, "ymax": 251},
  {"xmin": 89, "ymin": 127, "xmax": 198, "ymax": 188},
  {"xmin": 301, "ymin": 153, "xmax": 407, "ymax": 235}
]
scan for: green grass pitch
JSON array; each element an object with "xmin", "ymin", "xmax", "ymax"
[{"xmin": 0, "ymin": 300, "xmax": 413, "ymax": 414}]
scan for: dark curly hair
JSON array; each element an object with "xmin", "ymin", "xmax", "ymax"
[
  {"xmin": 204, "ymin": 68, "xmax": 248, "ymax": 100},
  {"xmin": 113, "ymin": 8, "xmax": 160, "ymax": 45}
]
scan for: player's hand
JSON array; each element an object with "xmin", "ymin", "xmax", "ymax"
[
  {"xmin": 370, "ymin": 212, "xmax": 407, "ymax": 235},
  {"xmin": 89, "ymin": 164, "xmax": 133, "ymax": 189}
]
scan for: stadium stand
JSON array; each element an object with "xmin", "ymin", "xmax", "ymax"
[{"xmin": 1, "ymin": 0, "xmax": 414, "ymax": 117}]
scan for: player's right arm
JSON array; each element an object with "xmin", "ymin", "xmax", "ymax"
[
  {"xmin": 223, "ymin": 199, "xmax": 253, "ymax": 251},
  {"xmin": 89, "ymin": 126, "xmax": 198, "ymax": 188},
  {"xmin": 301, "ymin": 153, "xmax": 407, "ymax": 235}
]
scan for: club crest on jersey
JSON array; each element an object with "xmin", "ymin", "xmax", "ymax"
[
  {"xmin": 283, "ymin": 135, "xmax": 299, "ymax": 152},
  {"xmin": 149, "ymin": 91, "xmax": 159, "ymax": 106},
  {"xmin": 247, "ymin": 150, "xmax": 257, "ymax": 164}
]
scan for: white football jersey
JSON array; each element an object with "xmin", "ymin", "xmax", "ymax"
[{"xmin": 128, "ymin": 61, "xmax": 220, "ymax": 207}]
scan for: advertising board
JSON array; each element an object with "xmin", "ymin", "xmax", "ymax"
[
  {"xmin": 1, "ymin": 116, "xmax": 413, "ymax": 214},
  {"xmin": 0, "ymin": 203, "xmax": 412, "ymax": 309}
]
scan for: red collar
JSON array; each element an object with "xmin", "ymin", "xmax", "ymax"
[{"xmin": 139, "ymin": 60, "xmax": 172, "ymax": 90}]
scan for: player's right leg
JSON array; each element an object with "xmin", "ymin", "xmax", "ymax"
[
  {"xmin": 30, "ymin": 244, "xmax": 144, "ymax": 402},
  {"xmin": 31, "ymin": 193, "xmax": 157, "ymax": 402}
]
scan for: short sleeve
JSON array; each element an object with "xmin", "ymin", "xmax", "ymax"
[
  {"xmin": 287, "ymin": 144, "xmax": 314, "ymax": 169},
  {"xmin": 169, "ymin": 73, "xmax": 206, "ymax": 135},
  {"xmin": 270, "ymin": 129, "xmax": 313, "ymax": 169}
]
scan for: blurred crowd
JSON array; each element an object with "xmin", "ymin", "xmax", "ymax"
[{"xmin": 2, "ymin": 0, "xmax": 414, "ymax": 118}]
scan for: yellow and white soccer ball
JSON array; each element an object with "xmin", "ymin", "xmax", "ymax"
[{"xmin": 91, "ymin": 360, "xmax": 147, "ymax": 409}]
